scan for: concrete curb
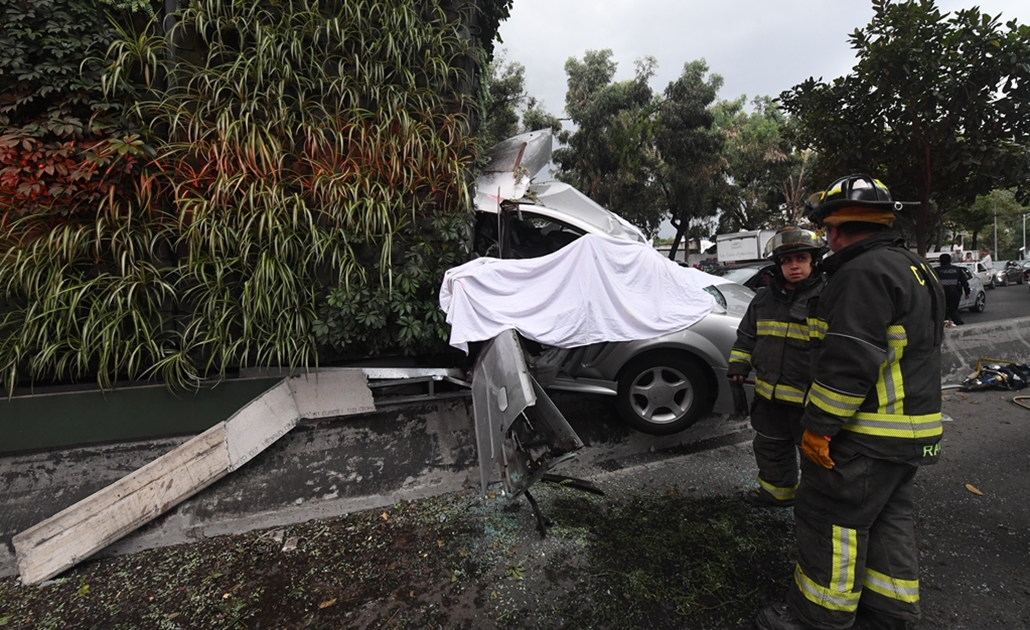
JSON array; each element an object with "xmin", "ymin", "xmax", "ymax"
[
  {"xmin": 0, "ymin": 399, "xmax": 479, "ymax": 579},
  {"xmin": 941, "ymin": 316, "xmax": 1030, "ymax": 383}
]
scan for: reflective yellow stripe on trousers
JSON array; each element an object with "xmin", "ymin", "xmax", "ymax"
[
  {"xmin": 863, "ymin": 568, "xmax": 919, "ymax": 604},
  {"xmin": 795, "ymin": 525, "xmax": 861, "ymax": 612}
]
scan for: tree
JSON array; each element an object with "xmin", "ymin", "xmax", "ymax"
[
  {"xmin": 553, "ymin": 52, "xmax": 727, "ymax": 251},
  {"xmin": 554, "ymin": 51, "xmax": 665, "ymax": 235},
  {"xmin": 652, "ymin": 60, "xmax": 724, "ymax": 257},
  {"xmin": 712, "ymin": 95, "xmax": 798, "ymax": 232},
  {"xmin": 951, "ymin": 188, "xmax": 1028, "ymax": 257},
  {"xmin": 480, "ymin": 54, "xmax": 527, "ymax": 148},
  {"xmin": 780, "ymin": 0, "xmax": 1030, "ymax": 255},
  {"xmin": 481, "ymin": 54, "xmax": 562, "ymax": 150},
  {"xmin": 521, "ymin": 97, "xmax": 562, "ymax": 137}
]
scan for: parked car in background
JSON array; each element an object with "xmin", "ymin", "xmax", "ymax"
[
  {"xmin": 933, "ymin": 264, "xmax": 987, "ymax": 314},
  {"xmin": 1019, "ymin": 261, "xmax": 1030, "ymax": 285},
  {"xmin": 467, "ymin": 129, "xmax": 753, "ymax": 435},
  {"xmin": 956, "ymin": 261, "xmax": 996, "ymax": 289},
  {"xmin": 707, "ymin": 260, "xmax": 777, "ymax": 291},
  {"xmin": 991, "ymin": 261, "xmax": 1024, "ymax": 287}
]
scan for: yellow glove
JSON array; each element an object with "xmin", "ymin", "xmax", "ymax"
[{"xmin": 802, "ymin": 430, "xmax": 835, "ymax": 469}]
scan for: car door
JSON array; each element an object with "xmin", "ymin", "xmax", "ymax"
[{"xmin": 976, "ymin": 263, "xmax": 990, "ymax": 285}]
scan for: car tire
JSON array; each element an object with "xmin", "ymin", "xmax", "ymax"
[
  {"xmin": 615, "ymin": 352, "xmax": 711, "ymax": 435},
  {"xmin": 971, "ymin": 291, "xmax": 986, "ymax": 313}
]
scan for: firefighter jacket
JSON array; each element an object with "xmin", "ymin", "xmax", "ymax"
[
  {"xmin": 728, "ymin": 273, "xmax": 824, "ymax": 406},
  {"xmin": 934, "ymin": 262, "xmax": 969, "ymax": 297},
  {"xmin": 803, "ymin": 232, "xmax": 945, "ymax": 466}
]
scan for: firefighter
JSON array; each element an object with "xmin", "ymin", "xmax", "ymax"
[
  {"xmin": 756, "ymin": 175, "xmax": 945, "ymax": 630},
  {"xmin": 934, "ymin": 253, "xmax": 970, "ymax": 325},
  {"xmin": 728, "ymin": 226, "xmax": 826, "ymax": 508}
]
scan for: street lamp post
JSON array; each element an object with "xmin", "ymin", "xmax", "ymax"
[{"xmin": 993, "ymin": 200, "xmax": 998, "ymax": 261}]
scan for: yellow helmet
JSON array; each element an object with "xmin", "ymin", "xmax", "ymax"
[{"xmin": 764, "ymin": 225, "xmax": 826, "ymax": 261}]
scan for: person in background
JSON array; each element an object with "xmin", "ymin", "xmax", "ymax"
[
  {"xmin": 728, "ymin": 226, "xmax": 826, "ymax": 508},
  {"xmin": 756, "ymin": 175, "xmax": 945, "ymax": 630},
  {"xmin": 934, "ymin": 253, "xmax": 970, "ymax": 325}
]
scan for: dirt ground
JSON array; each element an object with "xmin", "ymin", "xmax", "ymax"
[{"xmin": 0, "ymin": 389, "xmax": 1027, "ymax": 629}]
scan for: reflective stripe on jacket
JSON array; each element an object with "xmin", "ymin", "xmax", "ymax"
[
  {"xmin": 804, "ymin": 232, "xmax": 945, "ymax": 465},
  {"xmin": 728, "ymin": 273, "xmax": 823, "ymax": 406}
]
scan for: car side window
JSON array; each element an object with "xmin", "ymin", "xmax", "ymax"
[
  {"xmin": 509, "ymin": 214, "xmax": 585, "ymax": 258},
  {"xmin": 473, "ymin": 211, "xmax": 586, "ymax": 259}
]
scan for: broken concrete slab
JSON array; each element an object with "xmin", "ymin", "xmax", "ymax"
[
  {"xmin": 0, "ymin": 396, "xmax": 475, "ymax": 581},
  {"xmin": 12, "ymin": 370, "xmax": 375, "ymax": 584}
]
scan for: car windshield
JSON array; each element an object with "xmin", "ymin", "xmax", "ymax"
[
  {"xmin": 702, "ymin": 285, "xmax": 727, "ymax": 310},
  {"xmin": 705, "ymin": 282, "xmax": 754, "ymax": 317}
]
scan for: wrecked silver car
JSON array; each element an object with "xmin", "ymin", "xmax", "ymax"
[{"xmin": 449, "ymin": 130, "xmax": 752, "ymax": 436}]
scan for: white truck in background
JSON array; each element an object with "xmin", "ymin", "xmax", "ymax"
[{"xmin": 716, "ymin": 229, "xmax": 778, "ymax": 264}]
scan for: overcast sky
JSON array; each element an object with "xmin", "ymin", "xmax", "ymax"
[
  {"xmin": 497, "ymin": 0, "xmax": 1030, "ymax": 124},
  {"xmin": 495, "ymin": 1, "xmax": 1030, "ymax": 237}
]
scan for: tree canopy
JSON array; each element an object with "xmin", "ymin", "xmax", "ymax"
[
  {"xmin": 780, "ymin": 0, "xmax": 1030, "ymax": 255},
  {"xmin": 712, "ymin": 95, "xmax": 810, "ymax": 233},
  {"xmin": 552, "ymin": 52, "xmax": 726, "ymax": 250},
  {"xmin": 553, "ymin": 51, "xmax": 664, "ymax": 235},
  {"xmin": 652, "ymin": 60, "xmax": 724, "ymax": 254},
  {"xmin": 481, "ymin": 54, "xmax": 562, "ymax": 149}
]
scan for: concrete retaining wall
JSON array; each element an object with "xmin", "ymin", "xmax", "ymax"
[
  {"xmin": 941, "ymin": 317, "xmax": 1030, "ymax": 383},
  {"xmin": 0, "ymin": 399, "xmax": 479, "ymax": 579}
]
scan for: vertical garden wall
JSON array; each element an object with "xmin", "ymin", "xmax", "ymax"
[{"xmin": 0, "ymin": 0, "xmax": 512, "ymax": 392}]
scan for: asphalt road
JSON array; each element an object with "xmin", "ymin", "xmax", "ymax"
[
  {"xmin": 553, "ymin": 378, "xmax": 1030, "ymax": 629},
  {"xmin": 961, "ymin": 281, "xmax": 1028, "ymax": 324}
]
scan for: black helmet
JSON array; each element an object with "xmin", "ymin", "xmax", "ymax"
[
  {"xmin": 764, "ymin": 226, "xmax": 826, "ymax": 262},
  {"xmin": 805, "ymin": 174, "xmax": 913, "ymax": 227}
]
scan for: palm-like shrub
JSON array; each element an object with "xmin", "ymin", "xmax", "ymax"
[{"xmin": 0, "ymin": 0, "xmax": 498, "ymax": 392}]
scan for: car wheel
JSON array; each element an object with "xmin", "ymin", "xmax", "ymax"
[
  {"xmin": 971, "ymin": 291, "xmax": 986, "ymax": 313},
  {"xmin": 616, "ymin": 352, "xmax": 710, "ymax": 435}
]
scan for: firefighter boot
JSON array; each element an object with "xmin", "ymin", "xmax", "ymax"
[
  {"xmin": 857, "ymin": 608, "xmax": 907, "ymax": 630},
  {"xmin": 755, "ymin": 603, "xmax": 815, "ymax": 630}
]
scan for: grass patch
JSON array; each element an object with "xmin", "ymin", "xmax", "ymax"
[{"xmin": 0, "ymin": 489, "xmax": 796, "ymax": 629}]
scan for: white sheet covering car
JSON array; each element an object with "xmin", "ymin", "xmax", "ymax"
[
  {"xmin": 440, "ymin": 130, "xmax": 752, "ymax": 435},
  {"xmin": 441, "ymin": 234, "xmax": 719, "ymax": 353}
]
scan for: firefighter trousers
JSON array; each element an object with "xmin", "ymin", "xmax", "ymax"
[
  {"xmin": 750, "ymin": 397, "xmax": 804, "ymax": 504},
  {"xmin": 787, "ymin": 443, "xmax": 921, "ymax": 629}
]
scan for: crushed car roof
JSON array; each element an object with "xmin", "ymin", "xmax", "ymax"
[{"xmin": 475, "ymin": 130, "xmax": 647, "ymax": 244}]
